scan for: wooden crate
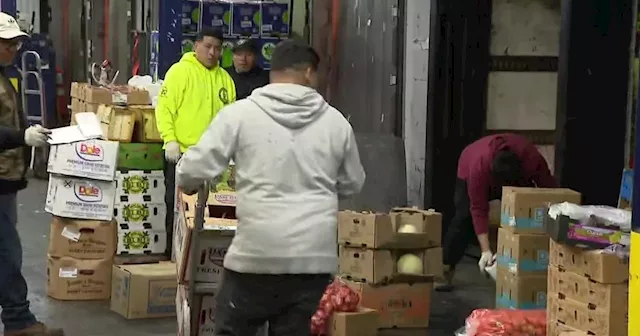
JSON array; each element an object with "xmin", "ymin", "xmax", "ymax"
[
  {"xmin": 96, "ymin": 105, "xmax": 136, "ymax": 142},
  {"xmin": 130, "ymin": 105, "xmax": 162, "ymax": 143}
]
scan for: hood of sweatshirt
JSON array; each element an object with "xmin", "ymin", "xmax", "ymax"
[{"xmin": 248, "ymin": 83, "xmax": 329, "ymax": 129}]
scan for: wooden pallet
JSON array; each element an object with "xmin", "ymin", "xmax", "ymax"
[{"xmin": 114, "ymin": 253, "xmax": 169, "ymax": 265}]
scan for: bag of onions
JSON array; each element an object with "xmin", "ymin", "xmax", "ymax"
[
  {"xmin": 310, "ymin": 278, "xmax": 360, "ymax": 335},
  {"xmin": 461, "ymin": 309, "xmax": 546, "ymax": 336}
]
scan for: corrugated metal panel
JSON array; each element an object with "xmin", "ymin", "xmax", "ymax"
[{"xmin": 312, "ymin": 0, "xmax": 401, "ymax": 134}]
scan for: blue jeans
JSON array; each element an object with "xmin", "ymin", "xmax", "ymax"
[{"xmin": 0, "ymin": 193, "xmax": 37, "ymax": 331}]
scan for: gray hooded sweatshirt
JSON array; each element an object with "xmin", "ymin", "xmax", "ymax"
[{"xmin": 176, "ymin": 83, "xmax": 365, "ymax": 274}]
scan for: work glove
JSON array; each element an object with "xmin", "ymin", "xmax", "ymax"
[
  {"xmin": 24, "ymin": 124, "xmax": 51, "ymax": 147},
  {"xmin": 478, "ymin": 250, "xmax": 496, "ymax": 275},
  {"xmin": 165, "ymin": 141, "xmax": 181, "ymax": 163}
]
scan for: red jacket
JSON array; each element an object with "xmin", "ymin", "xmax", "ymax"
[{"xmin": 457, "ymin": 134, "xmax": 557, "ymax": 235}]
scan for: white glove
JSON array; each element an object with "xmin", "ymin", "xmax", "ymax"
[
  {"xmin": 165, "ymin": 141, "xmax": 181, "ymax": 163},
  {"xmin": 478, "ymin": 251, "xmax": 496, "ymax": 274},
  {"xmin": 24, "ymin": 124, "xmax": 51, "ymax": 147}
]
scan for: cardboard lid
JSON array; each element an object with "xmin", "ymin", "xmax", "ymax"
[
  {"xmin": 52, "ymin": 216, "xmax": 114, "ymax": 229},
  {"xmin": 117, "ymin": 262, "xmax": 177, "ymax": 276}
]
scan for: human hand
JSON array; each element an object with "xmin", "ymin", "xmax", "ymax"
[
  {"xmin": 165, "ymin": 141, "xmax": 181, "ymax": 163},
  {"xmin": 478, "ymin": 250, "xmax": 496, "ymax": 274},
  {"xmin": 24, "ymin": 124, "xmax": 51, "ymax": 147}
]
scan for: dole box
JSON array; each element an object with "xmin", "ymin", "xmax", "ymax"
[
  {"xmin": 48, "ymin": 139, "xmax": 119, "ymax": 181},
  {"xmin": 45, "ymin": 175, "xmax": 116, "ymax": 221}
]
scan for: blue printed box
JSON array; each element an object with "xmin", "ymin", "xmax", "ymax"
[
  {"xmin": 231, "ymin": 2, "xmax": 261, "ymax": 36},
  {"xmin": 202, "ymin": 1, "xmax": 231, "ymax": 35},
  {"xmin": 261, "ymin": 1, "xmax": 291, "ymax": 37},
  {"xmin": 258, "ymin": 38, "xmax": 279, "ymax": 70},
  {"xmin": 181, "ymin": 0, "xmax": 201, "ymax": 35},
  {"xmin": 496, "ymin": 228, "xmax": 549, "ymax": 276},
  {"xmin": 496, "ymin": 270, "xmax": 547, "ymax": 310},
  {"xmin": 500, "ymin": 187, "xmax": 581, "ymax": 234}
]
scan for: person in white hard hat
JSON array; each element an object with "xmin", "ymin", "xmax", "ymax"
[{"xmin": 0, "ymin": 12, "xmax": 64, "ymax": 336}]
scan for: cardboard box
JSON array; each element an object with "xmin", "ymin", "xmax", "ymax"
[
  {"xmin": 547, "ymin": 321, "xmax": 589, "ymax": 336},
  {"xmin": 548, "ymin": 266, "xmax": 627, "ymax": 310},
  {"xmin": 547, "ymin": 293, "xmax": 628, "ymax": 336},
  {"xmin": 84, "ymin": 85, "xmax": 150, "ymax": 105},
  {"xmin": 549, "ymin": 239, "xmax": 628, "ymax": 283},
  {"xmin": 117, "ymin": 143, "xmax": 165, "ymax": 171},
  {"xmin": 45, "ymin": 175, "xmax": 116, "ymax": 221},
  {"xmin": 47, "ymin": 139, "xmax": 119, "ymax": 181},
  {"xmin": 176, "ymin": 284, "xmax": 218, "ymax": 336},
  {"xmin": 545, "ymin": 213, "xmax": 630, "ymax": 249},
  {"xmin": 345, "ymin": 278, "xmax": 432, "ymax": 328},
  {"xmin": 390, "ymin": 207, "xmax": 442, "ymax": 246},
  {"xmin": 495, "ymin": 269, "xmax": 547, "ymax": 309},
  {"xmin": 48, "ymin": 216, "xmax": 116, "ymax": 259},
  {"xmin": 47, "ymin": 255, "xmax": 112, "ymax": 301},
  {"xmin": 110, "ymin": 262, "xmax": 177, "ymax": 319},
  {"xmin": 114, "ymin": 202, "xmax": 167, "ymax": 228},
  {"xmin": 329, "ymin": 308, "xmax": 379, "ymax": 336},
  {"xmin": 179, "ymin": 192, "xmax": 237, "ymax": 219},
  {"xmin": 175, "ymin": 211, "xmax": 235, "ymax": 283},
  {"xmin": 339, "ymin": 246, "xmax": 443, "ymax": 283},
  {"xmin": 496, "ymin": 228, "xmax": 549, "ymax": 275},
  {"xmin": 115, "ymin": 170, "xmax": 165, "ymax": 204},
  {"xmin": 117, "ymin": 225, "xmax": 167, "ymax": 255},
  {"xmin": 501, "ymin": 187, "xmax": 581, "ymax": 234},
  {"xmin": 96, "ymin": 105, "xmax": 136, "ymax": 142},
  {"xmin": 130, "ymin": 105, "xmax": 162, "ymax": 143},
  {"xmin": 337, "ymin": 211, "xmax": 435, "ymax": 249}
]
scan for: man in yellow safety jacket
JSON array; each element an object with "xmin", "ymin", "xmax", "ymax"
[{"xmin": 155, "ymin": 28, "xmax": 236, "ymax": 256}]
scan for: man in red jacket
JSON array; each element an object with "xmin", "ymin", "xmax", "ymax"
[{"xmin": 436, "ymin": 133, "xmax": 556, "ymax": 291}]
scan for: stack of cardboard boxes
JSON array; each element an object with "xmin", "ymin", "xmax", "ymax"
[
  {"xmin": 174, "ymin": 167, "xmax": 237, "ymax": 336},
  {"xmin": 337, "ymin": 208, "xmax": 443, "ymax": 333},
  {"xmin": 45, "ymin": 134, "xmax": 120, "ymax": 301},
  {"xmin": 546, "ymin": 240, "xmax": 629, "ymax": 336},
  {"xmin": 496, "ymin": 187, "xmax": 581, "ymax": 309}
]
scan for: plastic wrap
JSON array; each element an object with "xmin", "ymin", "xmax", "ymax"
[
  {"xmin": 310, "ymin": 278, "xmax": 360, "ymax": 335},
  {"xmin": 463, "ymin": 309, "xmax": 546, "ymax": 336},
  {"xmin": 548, "ymin": 202, "xmax": 631, "ymax": 232}
]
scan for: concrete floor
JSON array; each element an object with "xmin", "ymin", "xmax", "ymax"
[{"xmin": 13, "ymin": 180, "xmax": 494, "ymax": 336}]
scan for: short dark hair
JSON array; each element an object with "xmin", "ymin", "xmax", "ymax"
[
  {"xmin": 196, "ymin": 28, "xmax": 224, "ymax": 43},
  {"xmin": 270, "ymin": 39, "xmax": 320, "ymax": 72},
  {"xmin": 492, "ymin": 150, "xmax": 523, "ymax": 185}
]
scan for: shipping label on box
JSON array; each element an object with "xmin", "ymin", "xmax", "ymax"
[
  {"xmin": 260, "ymin": 2, "xmax": 290, "ymax": 36},
  {"xmin": 345, "ymin": 279, "xmax": 432, "ymax": 328},
  {"xmin": 496, "ymin": 228, "xmax": 549, "ymax": 275},
  {"xmin": 231, "ymin": 2, "xmax": 260, "ymax": 36},
  {"xmin": 45, "ymin": 175, "xmax": 116, "ymax": 221},
  {"xmin": 339, "ymin": 246, "xmax": 443, "ymax": 284},
  {"xmin": 548, "ymin": 266, "xmax": 627, "ymax": 310},
  {"xmin": 110, "ymin": 263, "xmax": 177, "ymax": 319},
  {"xmin": 48, "ymin": 216, "xmax": 116, "ymax": 259},
  {"xmin": 115, "ymin": 170, "xmax": 165, "ymax": 204},
  {"xmin": 117, "ymin": 225, "xmax": 167, "ymax": 255},
  {"xmin": 47, "ymin": 255, "xmax": 112, "ymax": 301},
  {"xmin": 500, "ymin": 187, "xmax": 581, "ymax": 234},
  {"xmin": 114, "ymin": 202, "xmax": 166, "ymax": 229},
  {"xmin": 47, "ymin": 139, "xmax": 119, "ymax": 181},
  {"xmin": 549, "ymin": 240, "xmax": 629, "ymax": 284},
  {"xmin": 495, "ymin": 269, "xmax": 547, "ymax": 309}
]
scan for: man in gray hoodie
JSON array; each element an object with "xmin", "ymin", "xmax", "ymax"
[{"xmin": 175, "ymin": 39, "xmax": 366, "ymax": 335}]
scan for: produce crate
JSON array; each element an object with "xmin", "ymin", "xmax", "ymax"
[
  {"xmin": 117, "ymin": 143, "xmax": 164, "ymax": 170},
  {"xmin": 97, "ymin": 105, "xmax": 136, "ymax": 142},
  {"xmin": 130, "ymin": 106, "xmax": 162, "ymax": 143}
]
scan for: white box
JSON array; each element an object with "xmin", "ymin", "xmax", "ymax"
[
  {"xmin": 176, "ymin": 285, "xmax": 217, "ymax": 336},
  {"xmin": 45, "ymin": 175, "xmax": 116, "ymax": 221},
  {"xmin": 114, "ymin": 202, "xmax": 166, "ymax": 229},
  {"xmin": 115, "ymin": 170, "xmax": 166, "ymax": 204},
  {"xmin": 47, "ymin": 139, "xmax": 119, "ymax": 181},
  {"xmin": 116, "ymin": 225, "xmax": 167, "ymax": 255}
]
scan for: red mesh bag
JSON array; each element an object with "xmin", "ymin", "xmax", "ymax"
[
  {"xmin": 464, "ymin": 309, "xmax": 546, "ymax": 336},
  {"xmin": 310, "ymin": 278, "xmax": 360, "ymax": 335}
]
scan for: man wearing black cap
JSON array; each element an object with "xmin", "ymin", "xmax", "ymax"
[{"xmin": 225, "ymin": 39, "xmax": 270, "ymax": 99}]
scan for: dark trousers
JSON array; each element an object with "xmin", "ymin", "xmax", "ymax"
[
  {"xmin": 442, "ymin": 179, "xmax": 503, "ymax": 268},
  {"xmin": 214, "ymin": 269, "xmax": 331, "ymax": 336},
  {"xmin": 163, "ymin": 155, "xmax": 176, "ymax": 256},
  {"xmin": 0, "ymin": 193, "xmax": 37, "ymax": 332}
]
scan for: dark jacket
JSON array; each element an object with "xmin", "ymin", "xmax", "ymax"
[
  {"xmin": 225, "ymin": 66, "xmax": 269, "ymax": 100},
  {"xmin": 457, "ymin": 133, "xmax": 556, "ymax": 235},
  {"xmin": 0, "ymin": 67, "xmax": 30, "ymax": 194}
]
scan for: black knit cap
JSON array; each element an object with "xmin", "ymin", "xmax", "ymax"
[{"xmin": 232, "ymin": 39, "xmax": 259, "ymax": 54}]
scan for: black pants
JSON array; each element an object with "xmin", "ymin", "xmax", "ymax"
[
  {"xmin": 214, "ymin": 269, "xmax": 331, "ymax": 336},
  {"xmin": 163, "ymin": 155, "xmax": 176, "ymax": 257},
  {"xmin": 442, "ymin": 179, "xmax": 502, "ymax": 268}
]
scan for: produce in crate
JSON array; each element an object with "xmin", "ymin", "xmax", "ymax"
[
  {"xmin": 458, "ymin": 309, "xmax": 546, "ymax": 336},
  {"xmin": 397, "ymin": 253, "xmax": 423, "ymax": 274},
  {"xmin": 310, "ymin": 278, "xmax": 360, "ymax": 335}
]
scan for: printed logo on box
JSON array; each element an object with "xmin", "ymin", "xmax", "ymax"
[
  {"xmin": 75, "ymin": 142, "xmax": 104, "ymax": 162},
  {"xmin": 214, "ymin": 193, "xmax": 236, "ymax": 205},
  {"xmin": 123, "ymin": 231, "xmax": 151, "ymax": 249},
  {"xmin": 123, "ymin": 204, "xmax": 150, "ymax": 222},
  {"xmin": 122, "ymin": 176, "xmax": 150, "ymax": 194},
  {"xmin": 74, "ymin": 183, "xmax": 103, "ymax": 202}
]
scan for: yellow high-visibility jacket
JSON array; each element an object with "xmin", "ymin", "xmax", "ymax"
[{"xmin": 155, "ymin": 52, "xmax": 236, "ymax": 152}]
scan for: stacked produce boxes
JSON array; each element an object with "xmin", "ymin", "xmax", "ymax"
[
  {"xmin": 44, "ymin": 135, "xmax": 120, "ymax": 301},
  {"xmin": 174, "ymin": 166, "xmax": 236, "ymax": 336},
  {"xmin": 337, "ymin": 208, "xmax": 442, "ymax": 331},
  {"xmin": 495, "ymin": 187, "xmax": 581, "ymax": 309}
]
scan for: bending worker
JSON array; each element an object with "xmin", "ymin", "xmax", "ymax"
[
  {"xmin": 155, "ymin": 28, "xmax": 236, "ymax": 256},
  {"xmin": 437, "ymin": 133, "xmax": 556, "ymax": 291},
  {"xmin": 225, "ymin": 38, "xmax": 269, "ymax": 99}
]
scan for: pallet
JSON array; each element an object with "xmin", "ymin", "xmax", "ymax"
[{"xmin": 114, "ymin": 253, "xmax": 169, "ymax": 265}]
